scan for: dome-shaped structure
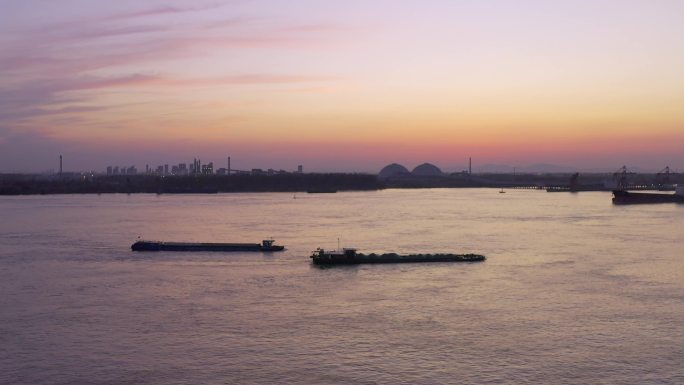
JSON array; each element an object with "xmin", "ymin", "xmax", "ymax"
[
  {"xmin": 412, "ymin": 163, "xmax": 442, "ymax": 176},
  {"xmin": 379, "ymin": 163, "xmax": 410, "ymax": 179}
]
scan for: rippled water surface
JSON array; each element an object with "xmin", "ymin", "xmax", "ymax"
[{"xmin": 1, "ymin": 189, "xmax": 683, "ymax": 384}]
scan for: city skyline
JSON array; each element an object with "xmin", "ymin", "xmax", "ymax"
[
  {"xmin": 1, "ymin": 1, "xmax": 684, "ymax": 172},
  {"xmin": 22, "ymin": 153, "xmax": 683, "ymax": 176},
  {"xmin": 102, "ymin": 156, "xmax": 304, "ymax": 176}
]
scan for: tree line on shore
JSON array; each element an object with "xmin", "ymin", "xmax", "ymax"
[{"xmin": 1, "ymin": 172, "xmax": 681, "ymax": 195}]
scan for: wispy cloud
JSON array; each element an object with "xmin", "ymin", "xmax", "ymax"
[
  {"xmin": 0, "ymin": 1, "xmax": 347, "ymax": 139},
  {"xmin": 277, "ymin": 23, "xmax": 352, "ymax": 34},
  {"xmin": 104, "ymin": 73, "xmax": 341, "ymax": 88},
  {"xmin": 0, "ymin": 105, "xmax": 111, "ymax": 123},
  {"xmin": 102, "ymin": 2, "xmax": 230, "ymax": 22},
  {"xmin": 0, "ymin": 68, "xmax": 338, "ymax": 136}
]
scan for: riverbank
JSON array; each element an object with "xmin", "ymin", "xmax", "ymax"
[{"xmin": 1, "ymin": 172, "xmax": 681, "ymax": 195}]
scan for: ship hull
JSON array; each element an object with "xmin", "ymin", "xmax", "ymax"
[
  {"xmin": 132, "ymin": 241, "xmax": 284, "ymax": 252},
  {"xmin": 311, "ymin": 253, "xmax": 485, "ymax": 265},
  {"xmin": 612, "ymin": 190, "xmax": 684, "ymax": 205}
]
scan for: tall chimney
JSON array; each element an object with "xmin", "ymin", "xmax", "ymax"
[
  {"xmin": 469, "ymin": 157, "xmax": 472, "ymax": 175},
  {"xmin": 59, "ymin": 155, "xmax": 63, "ymax": 177},
  {"xmin": 227, "ymin": 156, "xmax": 231, "ymax": 175}
]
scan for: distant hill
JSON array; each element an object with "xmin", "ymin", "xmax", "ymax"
[
  {"xmin": 475, "ymin": 163, "xmax": 575, "ymax": 174},
  {"xmin": 474, "ymin": 164, "xmax": 513, "ymax": 173},
  {"xmin": 519, "ymin": 163, "xmax": 576, "ymax": 173}
]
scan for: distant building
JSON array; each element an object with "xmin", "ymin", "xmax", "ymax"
[
  {"xmin": 126, "ymin": 166, "xmax": 137, "ymax": 175},
  {"xmin": 378, "ymin": 163, "xmax": 410, "ymax": 179},
  {"xmin": 297, "ymin": 165, "xmax": 303, "ymax": 173},
  {"xmin": 164, "ymin": 164, "xmax": 169, "ymax": 175},
  {"xmin": 106, "ymin": 166, "xmax": 113, "ymax": 175},
  {"xmin": 192, "ymin": 158, "xmax": 201, "ymax": 174},
  {"xmin": 113, "ymin": 166, "xmax": 119, "ymax": 175},
  {"xmin": 251, "ymin": 168, "xmax": 266, "ymax": 175},
  {"xmin": 156, "ymin": 165, "xmax": 164, "ymax": 175},
  {"xmin": 198, "ymin": 162, "xmax": 212, "ymax": 175},
  {"xmin": 412, "ymin": 163, "xmax": 442, "ymax": 176},
  {"xmin": 178, "ymin": 163, "xmax": 188, "ymax": 175}
]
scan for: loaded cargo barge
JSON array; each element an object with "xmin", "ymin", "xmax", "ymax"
[
  {"xmin": 612, "ymin": 186, "xmax": 684, "ymax": 205},
  {"xmin": 132, "ymin": 239, "xmax": 284, "ymax": 252},
  {"xmin": 310, "ymin": 247, "xmax": 485, "ymax": 265}
]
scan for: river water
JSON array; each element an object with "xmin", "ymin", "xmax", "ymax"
[{"xmin": 1, "ymin": 189, "xmax": 683, "ymax": 384}]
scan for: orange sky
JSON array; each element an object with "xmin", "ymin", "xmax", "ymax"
[{"xmin": 1, "ymin": 0, "xmax": 683, "ymax": 172}]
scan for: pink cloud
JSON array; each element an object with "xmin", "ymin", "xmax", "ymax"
[
  {"xmin": 277, "ymin": 23, "xmax": 352, "ymax": 34},
  {"xmin": 182, "ymin": 74, "xmax": 341, "ymax": 86},
  {"xmin": 0, "ymin": 1, "xmax": 352, "ymax": 163},
  {"xmin": 102, "ymin": 2, "xmax": 231, "ymax": 22},
  {"xmin": 58, "ymin": 73, "xmax": 340, "ymax": 90},
  {"xmin": 67, "ymin": 74, "xmax": 162, "ymax": 90}
]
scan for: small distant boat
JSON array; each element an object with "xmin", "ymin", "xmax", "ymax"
[
  {"xmin": 131, "ymin": 239, "xmax": 285, "ymax": 252},
  {"xmin": 310, "ymin": 248, "xmax": 485, "ymax": 265},
  {"xmin": 499, "ymin": 188, "xmax": 506, "ymax": 193}
]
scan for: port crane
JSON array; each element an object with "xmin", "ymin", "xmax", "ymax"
[
  {"xmin": 656, "ymin": 166, "xmax": 675, "ymax": 185},
  {"xmin": 613, "ymin": 166, "xmax": 636, "ymax": 190}
]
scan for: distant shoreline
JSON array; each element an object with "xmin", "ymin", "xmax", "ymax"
[
  {"xmin": 0, "ymin": 173, "xmax": 381, "ymax": 195},
  {"xmin": 1, "ymin": 172, "xmax": 680, "ymax": 196}
]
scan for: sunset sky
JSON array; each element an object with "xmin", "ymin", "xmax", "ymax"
[{"xmin": 1, "ymin": 0, "xmax": 683, "ymax": 173}]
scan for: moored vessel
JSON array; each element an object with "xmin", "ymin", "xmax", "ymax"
[
  {"xmin": 131, "ymin": 239, "xmax": 284, "ymax": 252},
  {"xmin": 612, "ymin": 186, "xmax": 684, "ymax": 205},
  {"xmin": 310, "ymin": 247, "xmax": 485, "ymax": 265}
]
